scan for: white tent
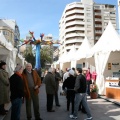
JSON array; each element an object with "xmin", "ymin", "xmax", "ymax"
[
  {"xmin": 75, "ymin": 36, "xmax": 91, "ymax": 60},
  {"xmin": 75, "ymin": 36, "xmax": 92, "ymax": 69},
  {"xmin": 64, "ymin": 45, "xmax": 77, "ymax": 69},
  {"xmin": 87, "ymin": 21, "xmax": 120, "ymax": 95},
  {"xmin": 63, "ymin": 44, "xmax": 76, "ymax": 62}
]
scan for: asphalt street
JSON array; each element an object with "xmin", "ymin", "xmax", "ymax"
[{"xmin": 2, "ymin": 83, "xmax": 120, "ymax": 120}]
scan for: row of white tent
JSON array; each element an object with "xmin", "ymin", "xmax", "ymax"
[
  {"xmin": 0, "ymin": 32, "xmax": 25, "ymax": 77},
  {"xmin": 53, "ymin": 21, "xmax": 120, "ymax": 95}
]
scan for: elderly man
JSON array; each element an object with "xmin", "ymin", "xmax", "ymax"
[
  {"xmin": 44, "ymin": 67, "xmax": 56, "ymax": 112},
  {"xmin": 22, "ymin": 63, "xmax": 42, "ymax": 120}
]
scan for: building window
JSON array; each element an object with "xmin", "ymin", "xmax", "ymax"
[
  {"xmin": 86, "ymin": 8, "xmax": 91, "ymax": 11},
  {"xmin": 87, "ymin": 25, "xmax": 91, "ymax": 28},
  {"xmin": 87, "ymin": 13, "xmax": 91, "ymax": 17},
  {"xmin": 87, "ymin": 30, "xmax": 91, "ymax": 34},
  {"xmin": 87, "ymin": 19, "xmax": 91, "ymax": 22},
  {"xmin": 3, "ymin": 31, "xmax": 5, "ymax": 35}
]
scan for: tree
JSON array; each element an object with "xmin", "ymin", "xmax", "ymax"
[
  {"xmin": 23, "ymin": 45, "xmax": 53, "ymax": 69},
  {"xmin": 23, "ymin": 45, "xmax": 35, "ymax": 67},
  {"xmin": 40, "ymin": 46, "xmax": 53, "ymax": 68}
]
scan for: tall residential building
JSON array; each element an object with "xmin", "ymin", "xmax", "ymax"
[
  {"xmin": 118, "ymin": 0, "xmax": 120, "ymax": 33},
  {"xmin": 59, "ymin": 0, "xmax": 116, "ymax": 56},
  {"xmin": 0, "ymin": 19, "xmax": 20, "ymax": 47}
]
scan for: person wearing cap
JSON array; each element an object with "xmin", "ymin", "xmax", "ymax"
[
  {"xmin": 9, "ymin": 64, "xmax": 24, "ymax": 120},
  {"xmin": 0, "ymin": 61, "xmax": 9, "ymax": 115},
  {"xmin": 44, "ymin": 67, "xmax": 56, "ymax": 112},
  {"xmin": 22, "ymin": 63, "xmax": 42, "ymax": 120},
  {"xmin": 62, "ymin": 69, "xmax": 76, "ymax": 115}
]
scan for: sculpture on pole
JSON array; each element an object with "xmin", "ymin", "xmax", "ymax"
[{"xmin": 19, "ymin": 31, "xmax": 61, "ymax": 70}]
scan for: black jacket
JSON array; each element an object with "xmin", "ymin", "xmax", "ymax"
[
  {"xmin": 62, "ymin": 75, "xmax": 76, "ymax": 90},
  {"xmin": 74, "ymin": 74, "xmax": 86, "ymax": 93},
  {"xmin": 9, "ymin": 73, "xmax": 24, "ymax": 101}
]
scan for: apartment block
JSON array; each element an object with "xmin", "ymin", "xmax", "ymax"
[{"xmin": 59, "ymin": 0, "xmax": 116, "ymax": 56}]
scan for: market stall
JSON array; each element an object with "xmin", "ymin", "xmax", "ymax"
[{"xmin": 86, "ymin": 21, "xmax": 120, "ymax": 95}]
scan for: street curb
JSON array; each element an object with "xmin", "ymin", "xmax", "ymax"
[{"xmin": 99, "ymin": 95, "xmax": 120, "ymax": 106}]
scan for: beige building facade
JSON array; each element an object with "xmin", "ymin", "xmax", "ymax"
[{"xmin": 59, "ymin": 0, "xmax": 116, "ymax": 56}]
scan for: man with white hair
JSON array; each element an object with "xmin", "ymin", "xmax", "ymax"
[
  {"xmin": 22, "ymin": 63, "xmax": 42, "ymax": 120},
  {"xmin": 44, "ymin": 67, "xmax": 56, "ymax": 112}
]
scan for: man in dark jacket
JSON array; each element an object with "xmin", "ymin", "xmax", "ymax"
[
  {"xmin": 70, "ymin": 68, "xmax": 92, "ymax": 120},
  {"xmin": 44, "ymin": 68, "xmax": 56, "ymax": 112}
]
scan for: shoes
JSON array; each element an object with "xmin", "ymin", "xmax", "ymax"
[
  {"xmin": 69, "ymin": 115, "xmax": 78, "ymax": 119},
  {"xmin": 84, "ymin": 117, "xmax": 93, "ymax": 120},
  {"xmin": 47, "ymin": 110, "xmax": 55, "ymax": 112},
  {"xmin": 56, "ymin": 104, "xmax": 61, "ymax": 107}
]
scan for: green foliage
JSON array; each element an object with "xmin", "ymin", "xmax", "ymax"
[
  {"xmin": 40, "ymin": 46, "xmax": 52, "ymax": 68},
  {"xmin": 90, "ymin": 84, "xmax": 99, "ymax": 93},
  {"xmin": 23, "ymin": 45, "xmax": 35, "ymax": 67},
  {"xmin": 23, "ymin": 45, "xmax": 52, "ymax": 69}
]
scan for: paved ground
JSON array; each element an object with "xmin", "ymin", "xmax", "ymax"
[{"xmin": 2, "ymin": 83, "xmax": 120, "ymax": 120}]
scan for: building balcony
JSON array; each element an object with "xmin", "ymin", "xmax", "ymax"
[
  {"xmin": 65, "ymin": 10, "xmax": 84, "ymax": 16},
  {"xmin": 95, "ymin": 18, "xmax": 102, "ymax": 21},
  {"xmin": 65, "ymin": 27, "xmax": 85, "ymax": 33},
  {"xmin": 65, "ymin": 33, "xmax": 85, "ymax": 39},
  {"xmin": 65, "ymin": 39, "xmax": 83, "ymax": 44},
  {"xmin": 95, "ymin": 13, "xmax": 101, "ymax": 16},
  {"xmin": 66, "ymin": 3, "xmax": 84, "ymax": 10},
  {"xmin": 95, "ymin": 24, "xmax": 102, "ymax": 27},
  {"xmin": 95, "ymin": 30, "xmax": 102, "ymax": 34},
  {"xmin": 65, "ymin": 15, "xmax": 84, "ymax": 21},
  {"xmin": 65, "ymin": 21, "xmax": 84, "ymax": 27},
  {"xmin": 110, "ymin": 14, "xmax": 116, "ymax": 17}
]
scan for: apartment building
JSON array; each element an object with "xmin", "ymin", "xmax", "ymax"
[
  {"xmin": 59, "ymin": 0, "xmax": 116, "ymax": 56},
  {"xmin": 0, "ymin": 19, "xmax": 20, "ymax": 47}
]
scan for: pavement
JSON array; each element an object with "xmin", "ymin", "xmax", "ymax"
[{"xmin": 1, "ymin": 83, "xmax": 120, "ymax": 120}]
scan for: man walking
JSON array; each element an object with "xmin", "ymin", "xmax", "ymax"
[
  {"xmin": 70, "ymin": 68, "xmax": 92, "ymax": 120},
  {"xmin": 22, "ymin": 63, "xmax": 42, "ymax": 120}
]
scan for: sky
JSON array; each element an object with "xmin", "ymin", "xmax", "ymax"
[{"xmin": 0, "ymin": 0, "xmax": 117, "ymax": 40}]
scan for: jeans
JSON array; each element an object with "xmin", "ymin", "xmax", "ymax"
[
  {"xmin": 73, "ymin": 93, "xmax": 92, "ymax": 118},
  {"xmin": 11, "ymin": 98, "xmax": 22, "ymax": 120}
]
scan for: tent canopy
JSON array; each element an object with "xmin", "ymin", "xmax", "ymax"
[
  {"xmin": 63, "ymin": 44, "xmax": 76, "ymax": 62},
  {"xmin": 75, "ymin": 36, "xmax": 91, "ymax": 60},
  {"xmin": 87, "ymin": 21, "xmax": 120, "ymax": 58}
]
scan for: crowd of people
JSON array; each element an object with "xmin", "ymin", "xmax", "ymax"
[
  {"xmin": 0, "ymin": 60, "xmax": 96, "ymax": 120},
  {"xmin": 0, "ymin": 61, "xmax": 42, "ymax": 120}
]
